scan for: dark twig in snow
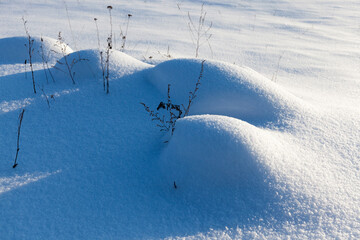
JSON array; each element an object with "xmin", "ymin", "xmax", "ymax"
[
  {"xmin": 37, "ymin": 84, "xmax": 50, "ymax": 108},
  {"xmin": 121, "ymin": 14, "xmax": 132, "ymax": 51},
  {"xmin": 39, "ymin": 37, "xmax": 55, "ymax": 83},
  {"xmin": 94, "ymin": 18, "xmax": 106, "ymax": 91},
  {"xmin": 141, "ymin": 102, "xmax": 170, "ymax": 132},
  {"xmin": 182, "ymin": 60, "xmax": 205, "ymax": 116},
  {"xmin": 13, "ymin": 109, "xmax": 25, "ymax": 168},
  {"xmin": 104, "ymin": 5, "xmax": 113, "ymax": 94},
  {"xmin": 22, "ymin": 17, "xmax": 36, "ymax": 94},
  {"xmin": 142, "ymin": 60, "xmax": 205, "ymax": 136},
  {"xmin": 54, "ymin": 32, "xmax": 87, "ymax": 84}
]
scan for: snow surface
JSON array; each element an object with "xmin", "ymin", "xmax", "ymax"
[
  {"xmin": 147, "ymin": 59, "xmax": 312, "ymax": 127},
  {"xmin": 0, "ymin": 36, "xmax": 72, "ymax": 65},
  {"xmin": 0, "ymin": 0, "xmax": 360, "ymax": 239},
  {"xmin": 54, "ymin": 49, "xmax": 152, "ymax": 82}
]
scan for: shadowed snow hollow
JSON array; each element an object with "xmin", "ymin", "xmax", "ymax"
[{"xmin": 147, "ymin": 59, "xmax": 310, "ymax": 127}]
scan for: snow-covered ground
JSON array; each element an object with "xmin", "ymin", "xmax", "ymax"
[{"xmin": 0, "ymin": 0, "xmax": 359, "ymax": 239}]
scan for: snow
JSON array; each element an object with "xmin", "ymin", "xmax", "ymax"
[
  {"xmin": 0, "ymin": 0, "xmax": 360, "ymax": 239},
  {"xmin": 0, "ymin": 36, "xmax": 72, "ymax": 65},
  {"xmin": 54, "ymin": 49, "xmax": 152, "ymax": 82},
  {"xmin": 147, "ymin": 59, "xmax": 311, "ymax": 127}
]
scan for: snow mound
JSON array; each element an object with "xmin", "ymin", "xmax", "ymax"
[
  {"xmin": 147, "ymin": 59, "xmax": 310, "ymax": 127},
  {"xmin": 0, "ymin": 36, "xmax": 73, "ymax": 64},
  {"xmin": 53, "ymin": 49, "xmax": 152, "ymax": 82},
  {"xmin": 160, "ymin": 115, "xmax": 275, "ymax": 191}
]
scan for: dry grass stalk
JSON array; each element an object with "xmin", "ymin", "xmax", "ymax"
[
  {"xmin": 13, "ymin": 109, "xmax": 25, "ymax": 168},
  {"xmin": 22, "ymin": 17, "xmax": 36, "ymax": 94}
]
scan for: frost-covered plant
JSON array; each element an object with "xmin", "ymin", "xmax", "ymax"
[
  {"xmin": 187, "ymin": 4, "xmax": 213, "ymax": 58},
  {"xmin": 141, "ymin": 60, "xmax": 205, "ymax": 135},
  {"xmin": 53, "ymin": 32, "xmax": 87, "ymax": 84},
  {"xmin": 22, "ymin": 17, "xmax": 36, "ymax": 94}
]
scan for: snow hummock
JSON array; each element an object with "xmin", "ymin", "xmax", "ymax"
[
  {"xmin": 0, "ymin": 36, "xmax": 72, "ymax": 65},
  {"xmin": 53, "ymin": 49, "xmax": 152, "ymax": 82},
  {"xmin": 147, "ymin": 59, "xmax": 311, "ymax": 127}
]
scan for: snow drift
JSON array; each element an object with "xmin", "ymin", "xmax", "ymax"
[
  {"xmin": 159, "ymin": 115, "xmax": 281, "ymax": 198},
  {"xmin": 147, "ymin": 59, "xmax": 311, "ymax": 127},
  {"xmin": 53, "ymin": 49, "xmax": 152, "ymax": 82},
  {"xmin": 0, "ymin": 36, "xmax": 72, "ymax": 65},
  {"xmin": 0, "ymin": 0, "xmax": 359, "ymax": 237}
]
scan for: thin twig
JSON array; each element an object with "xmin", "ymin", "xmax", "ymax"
[
  {"xmin": 13, "ymin": 109, "xmax": 25, "ymax": 168},
  {"xmin": 142, "ymin": 61, "xmax": 205, "ymax": 136},
  {"xmin": 105, "ymin": 6, "xmax": 113, "ymax": 94},
  {"xmin": 39, "ymin": 36, "xmax": 56, "ymax": 83},
  {"xmin": 38, "ymin": 84, "xmax": 50, "ymax": 108},
  {"xmin": 22, "ymin": 17, "xmax": 36, "ymax": 94},
  {"xmin": 64, "ymin": 0, "xmax": 78, "ymax": 52},
  {"xmin": 183, "ymin": 60, "xmax": 205, "ymax": 116},
  {"xmin": 272, "ymin": 51, "xmax": 285, "ymax": 82},
  {"xmin": 55, "ymin": 32, "xmax": 87, "ymax": 84},
  {"xmin": 187, "ymin": 4, "xmax": 212, "ymax": 58},
  {"xmin": 94, "ymin": 18, "xmax": 106, "ymax": 91},
  {"xmin": 121, "ymin": 14, "xmax": 132, "ymax": 51},
  {"xmin": 141, "ymin": 102, "xmax": 170, "ymax": 132}
]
